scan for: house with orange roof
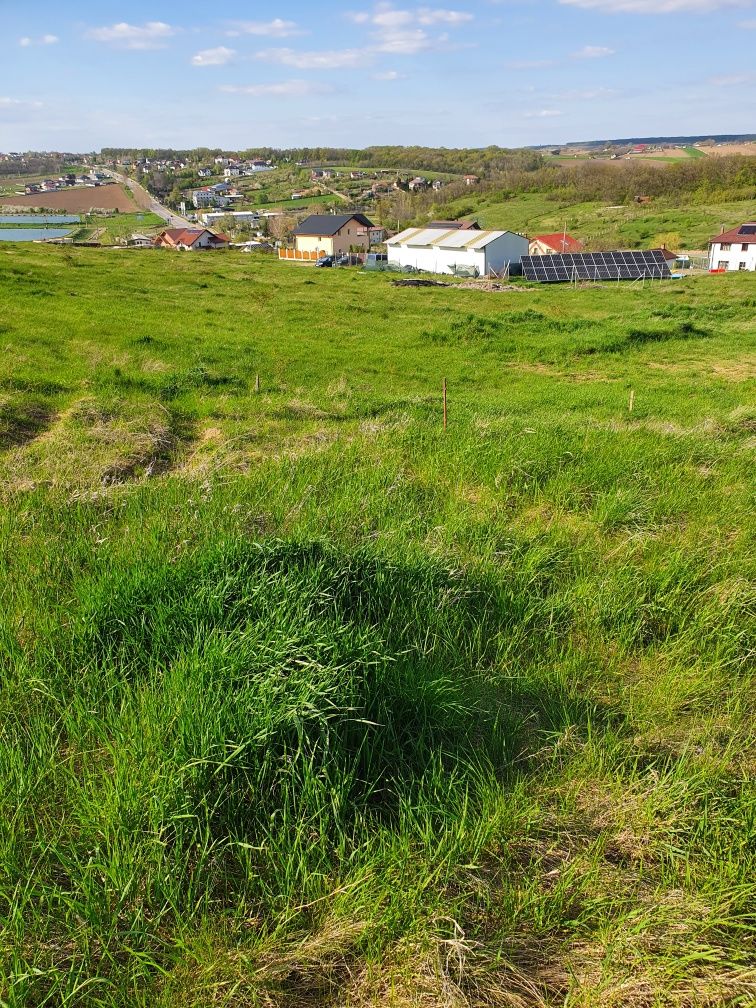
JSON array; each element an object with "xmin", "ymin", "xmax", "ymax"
[
  {"xmin": 529, "ymin": 233, "xmax": 585, "ymax": 256},
  {"xmin": 152, "ymin": 228, "xmax": 229, "ymax": 251},
  {"xmin": 708, "ymin": 222, "xmax": 756, "ymax": 272}
]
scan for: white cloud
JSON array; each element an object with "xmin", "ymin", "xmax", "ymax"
[
  {"xmin": 572, "ymin": 44, "xmax": 615, "ymax": 58},
  {"xmin": 523, "ymin": 108, "xmax": 563, "ymax": 117},
  {"xmin": 373, "ymin": 69, "xmax": 405, "ymax": 78},
  {"xmin": 192, "ymin": 46, "xmax": 235, "ymax": 66},
  {"xmin": 225, "ymin": 19, "xmax": 302, "ymax": 38},
  {"xmin": 417, "ymin": 7, "xmax": 474, "ymax": 23},
  {"xmin": 0, "ymin": 97, "xmax": 43, "ymax": 107},
  {"xmin": 19, "ymin": 34, "xmax": 58, "ymax": 47},
  {"xmin": 220, "ymin": 80, "xmax": 333, "ymax": 97},
  {"xmin": 86, "ymin": 22, "xmax": 176, "ymax": 50},
  {"xmin": 561, "ymin": 0, "xmax": 746, "ymax": 11},
  {"xmin": 347, "ymin": 3, "xmax": 472, "ymax": 55},
  {"xmin": 255, "ymin": 47, "xmax": 364, "ymax": 69}
]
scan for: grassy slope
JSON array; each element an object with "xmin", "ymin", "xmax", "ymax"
[
  {"xmin": 1, "ymin": 246, "xmax": 755, "ymax": 1007},
  {"xmin": 444, "ymin": 191, "xmax": 756, "ymax": 250}
]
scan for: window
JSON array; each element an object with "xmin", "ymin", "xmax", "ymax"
[
  {"xmin": 717, "ymin": 261, "xmax": 728, "ymax": 270},
  {"xmin": 742, "ymin": 244, "xmax": 749, "ymax": 252},
  {"xmin": 721, "ymin": 243, "xmax": 731, "ymax": 251},
  {"xmin": 739, "ymin": 262, "xmax": 747, "ymax": 271}
]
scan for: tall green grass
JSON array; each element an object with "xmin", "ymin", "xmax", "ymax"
[{"xmin": 1, "ymin": 245, "xmax": 754, "ymax": 1006}]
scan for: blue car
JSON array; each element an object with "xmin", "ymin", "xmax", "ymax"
[{"xmin": 315, "ymin": 256, "xmax": 333, "ymax": 267}]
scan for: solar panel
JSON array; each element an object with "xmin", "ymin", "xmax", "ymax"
[
  {"xmin": 739, "ymin": 225, "xmax": 756, "ymax": 235},
  {"xmin": 521, "ymin": 249, "xmax": 671, "ymax": 283}
]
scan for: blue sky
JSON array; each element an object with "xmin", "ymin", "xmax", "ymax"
[{"xmin": 2, "ymin": 0, "xmax": 755, "ymax": 151}]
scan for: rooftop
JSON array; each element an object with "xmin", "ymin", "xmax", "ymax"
[
  {"xmin": 386, "ymin": 227, "xmax": 523, "ymax": 250},
  {"xmin": 532, "ymin": 233, "xmax": 584, "ymax": 253},
  {"xmin": 292, "ymin": 213, "xmax": 375, "ymax": 237},
  {"xmin": 709, "ymin": 223, "xmax": 756, "ymax": 245}
]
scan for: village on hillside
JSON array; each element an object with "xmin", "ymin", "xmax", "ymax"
[{"xmin": 1, "ymin": 143, "xmax": 755, "ymax": 279}]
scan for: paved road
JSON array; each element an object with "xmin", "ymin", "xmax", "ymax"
[{"xmin": 92, "ymin": 167, "xmax": 192, "ymax": 227}]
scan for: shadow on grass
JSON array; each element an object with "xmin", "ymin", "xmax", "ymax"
[{"xmin": 69, "ymin": 539, "xmax": 615, "ymax": 838}]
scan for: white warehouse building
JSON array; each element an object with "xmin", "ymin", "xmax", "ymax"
[
  {"xmin": 200, "ymin": 210, "xmax": 262, "ymax": 227},
  {"xmin": 386, "ymin": 227, "xmax": 529, "ymax": 277}
]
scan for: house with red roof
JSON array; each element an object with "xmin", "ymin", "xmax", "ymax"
[
  {"xmin": 708, "ymin": 222, "xmax": 756, "ymax": 272},
  {"xmin": 528, "ymin": 233, "xmax": 585, "ymax": 256},
  {"xmin": 153, "ymin": 228, "xmax": 229, "ymax": 251}
]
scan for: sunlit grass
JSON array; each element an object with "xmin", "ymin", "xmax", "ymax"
[{"xmin": 1, "ymin": 245, "xmax": 754, "ymax": 1006}]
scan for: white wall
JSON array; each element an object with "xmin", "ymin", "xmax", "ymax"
[
  {"xmin": 483, "ymin": 233, "xmax": 529, "ymax": 274},
  {"xmin": 387, "ymin": 232, "xmax": 528, "ymax": 276},
  {"xmin": 709, "ymin": 241, "xmax": 756, "ymax": 271}
]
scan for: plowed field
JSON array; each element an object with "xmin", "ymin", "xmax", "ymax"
[{"xmin": 0, "ymin": 183, "xmax": 134, "ymax": 212}]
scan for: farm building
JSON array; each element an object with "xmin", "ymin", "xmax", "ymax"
[
  {"xmin": 291, "ymin": 214, "xmax": 381, "ymax": 257},
  {"xmin": 153, "ymin": 228, "xmax": 229, "ymax": 251},
  {"xmin": 708, "ymin": 223, "xmax": 756, "ymax": 272},
  {"xmin": 386, "ymin": 227, "xmax": 528, "ymax": 277},
  {"xmin": 529, "ymin": 232, "xmax": 584, "ymax": 255}
]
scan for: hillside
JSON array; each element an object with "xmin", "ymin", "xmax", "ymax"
[{"xmin": 1, "ymin": 246, "xmax": 754, "ymax": 1007}]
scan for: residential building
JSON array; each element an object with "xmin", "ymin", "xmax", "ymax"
[
  {"xmin": 386, "ymin": 227, "xmax": 528, "ymax": 277},
  {"xmin": 197, "ymin": 168, "xmax": 213, "ymax": 178},
  {"xmin": 200, "ymin": 210, "xmax": 262, "ymax": 227},
  {"xmin": 153, "ymin": 228, "xmax": 229, "ymax": 251},
  {"xmin": 463, "ymin": 174, "xmax": 480, "ymax": 186},
  {"xmin": 192, "ymin": 189, "xmax": 217, "ymax": 209},
  {"xmin": 427, "ymin": 220, "xmax": 480, "ymax": 231},
  {"xmin": 708, "ymin": 223, "xmax": 756, "ymax": 272},
  {"xmin": 127, "ymin": 234, "xmax": 153, "ymax": 248},
  {"xmin": 224, "ymin": 166, "xmax": 242, "ymax": 177},
  {"xmin": 529, "ymin": 233, "xmax": 584, "ymax": 255},
  {"xmin": 291, "ymin": 213, "xmax": 378, "ymax": 257}
]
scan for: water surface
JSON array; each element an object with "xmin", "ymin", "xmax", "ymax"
[
  {"xmin": 0, "ymin": 214, "xmax": 80, "ymax": 225},
  {"xmin": 0, "ymin": 228, "xmax": 73, "ymax": 242}
]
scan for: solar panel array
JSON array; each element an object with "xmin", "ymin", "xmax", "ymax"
[
  {"xmin": 739, "ymin": 224, "xmax": 756, "ymax": 235},
  {"xmin": 521, "ymin": 249, "xmax": 672, "ymax": 283}
]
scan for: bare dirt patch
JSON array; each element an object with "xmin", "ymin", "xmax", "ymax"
[{"xmin": 0, "ymin": 184, "xmax": 135, "ymax": 213}]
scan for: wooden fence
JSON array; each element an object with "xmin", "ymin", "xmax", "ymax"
[{"xmin": 278, "ymin": 248, "xmax": 323, "ymax": 262}]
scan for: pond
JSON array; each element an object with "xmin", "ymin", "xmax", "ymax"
[
  {"xmin": 0, "ymin": 228, "xmax": 73, "ymax": 242},
  {"xmin": 0, "ymin": 214, "xmax": 81, "ymax": 225}
]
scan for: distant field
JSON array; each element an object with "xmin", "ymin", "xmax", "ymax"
[
  {"xmin": 1, "ymin": 246, "xmax": 754, "ymax": 1007},
  {"xmin": 73, "ymin": 210, "xmax": 165, "ymax": 243},
  {"xmin": 251, "ymin": 193, "xmax": 343, "ymax": 210},
  {"xmin": 0, "ymin": 183, "xmax": 136, "ymax": 213}
]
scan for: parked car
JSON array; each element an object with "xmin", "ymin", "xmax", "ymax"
[
  {"xmin": 315, "ymin": 256, "xmax": 333, "ymax": 267},
  {"xmin": 334, "ymin": 253, "xmax": 361, "ymax": 266}
]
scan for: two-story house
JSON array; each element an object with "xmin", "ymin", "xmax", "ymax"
[{"xmin": 708, "ymin": 223, "xmax": 756, "ymax": 272}]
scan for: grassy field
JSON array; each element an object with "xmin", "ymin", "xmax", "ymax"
[
  {"xmin": 444, "ymin": 192, "xmax": 756, "ymax": 250},
  {"xmin": 251, "ymin": 193, "xmax": 343, "ymax": 211},
  {"xmin": 73, "ymin": 211, "xmax": 165, "ymax": 243},
  {"xmin": 1, "ymin": 245, "xmax": 754, "ymax": 1007}
]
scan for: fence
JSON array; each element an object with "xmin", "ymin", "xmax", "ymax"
[{"xmin": 278, "ymin": 248, "xmax": 322, "ymax": 262}]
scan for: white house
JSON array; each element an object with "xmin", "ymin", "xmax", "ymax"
[
  {"xmin": 386, "ymin": 227, "xmax": 528, "ymax": 277},
  {"xmin": 708, "ymin": 223, "xmax": 756, "ymax": 272}
]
